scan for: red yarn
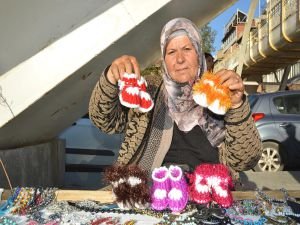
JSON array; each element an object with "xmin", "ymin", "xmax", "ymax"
[
  {"xmin": 188, "ymin": 163, "xmax": 234, "ymax": 208},
  {"xmin": 118, "ymin": 73, "xmax": 153, "ymax": 112},
  {"xmin": 188, "ymin": 164, "xmax": 212, "ymax": 204}
]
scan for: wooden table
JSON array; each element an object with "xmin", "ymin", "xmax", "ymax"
[
  {"xmin": 55, "ymin": 190, "xmax": 300, "ymax": 202},
  {"xmin": 2, "ymin": 189, "xmax": 300, "ymax": 203}
]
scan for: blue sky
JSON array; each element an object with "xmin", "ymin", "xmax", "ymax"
[{"xmin": 210, "ymin": 0, "xmax": 265, "ymax": 56}]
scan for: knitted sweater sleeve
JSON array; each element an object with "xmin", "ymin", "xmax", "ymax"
[
  {"xmin": 219, "ymin": 95, "xmax": 263, "ymax": 172},
  {"xmin": 88, "ymin": 70, "xmax": 128, "ymax": 134}
]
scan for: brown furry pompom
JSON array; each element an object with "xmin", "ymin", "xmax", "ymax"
[{"xmin": 104, "ymin": 164, "xmax": 150, "ymax": 209}]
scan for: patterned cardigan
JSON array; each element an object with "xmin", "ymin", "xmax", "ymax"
[{"xmin": 89, "ymin": 71, "xmax": 262, "ymax": 179}]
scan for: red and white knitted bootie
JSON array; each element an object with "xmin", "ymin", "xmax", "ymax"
[
  {"xmin": 207, "ymin": 164, "xmax": 233, "ymax": 208},
  {"xmin": 137, "ymin": 77, "xmax": 154, "ymax": 112},
  {"xmin": 188, "ymin": 164, "xmax": 212, "ymax": 204},
  {"xmin": 118, "ymin": 73, "xmax": 153, "ymax": 112},
  {"xmin": 118, "ymin": 73, "xmax": 140, "ymax": 108}
]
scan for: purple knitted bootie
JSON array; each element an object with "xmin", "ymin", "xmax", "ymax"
[
  {"xmin": 167, "ymin": 165, "xmax": 188, "ymax": 213},
  {"xmin": 151, "ymin": 166, "xmax": 170, "ymax": 211}
]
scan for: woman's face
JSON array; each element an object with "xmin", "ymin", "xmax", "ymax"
[{"xmin": 165, "ymin": 35, "xmax": 199, "ymax": 83}]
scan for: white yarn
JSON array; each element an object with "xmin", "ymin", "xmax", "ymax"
[
  {"xmin": 127, "ymin": 176, "xmax": 142, "ymax": 186},
  {"xmin": 153, "ymin": 189, "xmax": 167, "ymax": 200},
  {"xmin": 195, "ymin": 174, "xmax": 210, "ymax": 193},
  {"xmin": 168, "ymin": 188, "xmax": 183, "ymax": 200},
  {"xmin": 206, "ymin": 176, "xmax": 228, "ymax": 197}
]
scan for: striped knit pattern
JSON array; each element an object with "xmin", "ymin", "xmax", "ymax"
[
  {"xmin": 138, "ymin": 87, "xmax": 169, "ymax": 172},
  {"xmin": 220, "ymin": 97, "xmax": 263, "ymax": 174}
]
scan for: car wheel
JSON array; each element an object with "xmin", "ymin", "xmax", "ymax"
[{"xmin": 254, "ymin": 142, "xmax": 284, "ymax": 172}]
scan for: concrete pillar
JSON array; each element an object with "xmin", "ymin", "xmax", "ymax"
[{"xmin": 0, "ymin": 139, "xmax": 65, "ymax": 189}]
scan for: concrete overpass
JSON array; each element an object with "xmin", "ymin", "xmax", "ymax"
[{"xmin": 0, "ymin": 0, "xmax": 237, "ymax": 149}]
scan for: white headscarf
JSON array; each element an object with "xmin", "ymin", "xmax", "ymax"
[{"xmin": 160, "ymin": 18, "xmax": 225, "ymax": 147}]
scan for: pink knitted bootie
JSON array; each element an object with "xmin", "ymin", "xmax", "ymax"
[
  {"xmin": 167, "ymin": 165, "xmax": 188, "ymax": 213},
  {"xmin": 188, "ymin": 164, "xmax": 212, "ymax": 204},
  {"xmin": 208, "ymin": 164, "xmax": 233, "ymax": 208},
  {"xmin": 151, "ymin": 167, "xmax": 170, "ymax": 211}
]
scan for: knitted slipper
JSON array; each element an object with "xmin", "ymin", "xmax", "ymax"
[
  {"xmin": 151, "ymin": 167, "xmax": 170, "ymax": 211},
  {"xmin": 188, "ymin": 164, "xmax": 212, "ymax": 204},
  {"xmin": 167, "ymin": 165, "xmax": 188, "ymax": 213},
  {"xmin": 137, "ymin": 77, "xmax": 154, "ymax": 112},
  {"xmin": 118, "ymin": 73, "xmax": 140, "ymax": 108},
  {"xmin": 192, "ymin": 71, "xmax": 231, "ymax": 115},
  {"xmin": 139, "ymin": 91, "xmax": 154, "ymax": 112},
  {"xmin": 208, "ymin": 164, "xmax": 233, "ymax": 208},
  {"xmin": 119, "ymin": 86, "xmax": 140, "ymax": 108},
  {"xmin": 118, "ymin": 73, "xmax": 154, "ymax": 112}
]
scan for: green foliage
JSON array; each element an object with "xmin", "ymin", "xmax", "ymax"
[
  {"xmin": 141, "ymin": 63, "xmax": 162, "ymax": 76},
  {"xmin": 200, "ymin": 23, "xmax": 217, "ymax": 54}
]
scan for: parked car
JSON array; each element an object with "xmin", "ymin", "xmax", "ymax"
[
  {"xmin": 249, "ymin": 90, "xmax": 300, "ymax": 172},
  {"xmin": 59, "ymin": 114, "xmax": 123, "ymax": 189}
]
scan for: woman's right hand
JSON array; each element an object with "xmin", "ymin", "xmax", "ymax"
[{"xmin": 107, "ymin": 55, "xmax": 141, "ymax": 85}]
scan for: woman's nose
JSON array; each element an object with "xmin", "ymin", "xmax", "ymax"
[{"xmin": 176, "ymin": 51, "xmax": 184, "ymax": 63}]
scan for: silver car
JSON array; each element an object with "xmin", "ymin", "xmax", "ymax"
[
  {"xmin": 59, "ymin": 114, "xmax": 123, "ymax": 189},
  {"xmin": 249, "ymin": 91, "xmax": 300, "ymax": 172}
]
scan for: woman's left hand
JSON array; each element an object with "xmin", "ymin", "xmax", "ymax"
[{"xmin": 216, "ymin": 69, "xmax": 245, "ymax": 109}]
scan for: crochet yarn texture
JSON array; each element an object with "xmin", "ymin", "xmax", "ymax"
[
  {"xmin": 118, "ymin": 73, "xmax": 154, "ymax": 112},
  {"xmin": 193, "ymin": 72, "xmax": 231, "ymax": 115}
]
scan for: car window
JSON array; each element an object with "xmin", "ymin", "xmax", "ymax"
[
  {"xmin": 273, "ymin": 97, "xmax": 286, "ymax": 113},
  {"xmin": 273, "ymin": 94, "xmax": 300, "ymax": 115},
  {"xmin": 284, "ymin": 94, "xmax": 300, "ymax": 115}
]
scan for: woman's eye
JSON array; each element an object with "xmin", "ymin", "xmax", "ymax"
[{"xmin": 167, "ymin": 51, "xmax": 175, "ymax": 55}]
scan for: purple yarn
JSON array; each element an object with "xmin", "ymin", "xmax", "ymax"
[
  {"xmin": 151, "ymin": 166, "xmax": 170, "ymax": 210},
  {"xmin": 167, "ymin": 165, "xmax": 188, "ymax": 212}
]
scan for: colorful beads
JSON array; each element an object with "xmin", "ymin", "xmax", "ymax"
[{"xmin": 0, "ymin": 217, "xmax": 17, "ymax": 225}]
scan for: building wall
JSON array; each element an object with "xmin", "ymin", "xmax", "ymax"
[
  {"xmin": 0, "ymin": 0, "xmax": 121, "ymax": 75},
  {"xmin": 0, "ymin": 139, "xmax": 65, "ymax": 188}
]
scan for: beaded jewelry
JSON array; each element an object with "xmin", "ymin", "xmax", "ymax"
[
  {"xmin": 0, "ymin": 217, "xmax": 17, "ymax": 225},
  {"xmin": 226, "ymin": 214, "xmax": 267, "ymax": 225},
  {"xmin": 90, "ymin": 216, "xmax": 121, "ymax": 225},
  {"xmin": 155, "ymin": 203, "xmax": 229, "ymax": 225},
  {"xmin": 123, "ymin": 219, "xmax": 137, "ymax": 225},
  {"xmin": 255, "ymin": 188, "xmax": 300, "ymax": 223},
  {"xmin": 0, "ymin": 187, "xmax": 20, "ymax": 216}
]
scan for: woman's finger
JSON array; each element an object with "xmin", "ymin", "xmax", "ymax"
[
  {"xmin": 130, "ymin": 56, "xmax": 141, "ymax": 79},
  {"xmin": 118, "ymin": 63, "xmax": 126, "ymax": 78}
]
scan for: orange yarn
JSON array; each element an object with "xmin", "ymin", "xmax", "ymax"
[{"xmin": 193, "ymin": 71, "xmax": 231, "ymax": 111}]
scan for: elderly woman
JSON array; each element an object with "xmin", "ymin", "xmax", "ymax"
[{"xmin": 89, "ymin": 18, "xmax": 262, "ymax": 181}]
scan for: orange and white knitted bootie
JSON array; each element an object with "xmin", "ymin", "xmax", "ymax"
[{"xmin": 193, "ymin": 71, "xmax": 231, "ymax": 115}]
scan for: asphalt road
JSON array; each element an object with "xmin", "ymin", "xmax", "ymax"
[{"xmin": 239, "ymin": 171, "xmax": 300, "ymax": 190}]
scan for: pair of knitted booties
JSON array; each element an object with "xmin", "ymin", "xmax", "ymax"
[
  {"xmin": 192, "ymin": 71, "xmax": 231, "ymax": 115},
  {"xmin": 118, "ymin": 73, "xmax": 154, "ymax": 112},
  {"xmin": 151, "ymin": 166, "xmax": 188, "ymax": 213},
  {"xmin": 104, "ymin": 164, "xmax": 150, "ymax": 209},
  {"xmin": 188, "ymin": 164, "xmax": 234, "ymax": 208}
]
